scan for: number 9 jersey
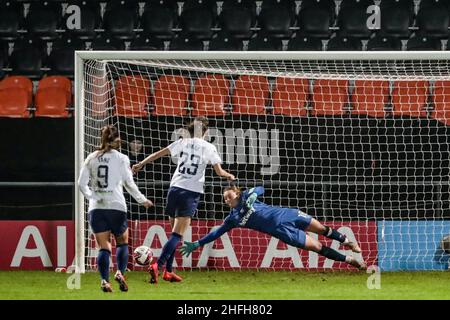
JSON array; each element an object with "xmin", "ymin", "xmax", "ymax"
[
  {"xmin": 78, "ymin": 149, "xmax": 147, "ymax": 212},
  {"xmin": 168, "ymin": 138, "xmax": 222, "ymax": 194}
]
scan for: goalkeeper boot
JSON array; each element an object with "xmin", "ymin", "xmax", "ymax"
[
  {"xmin": 347, "ymin": 257, "xmax": 367, "ymax": 270},
  {"xmin": 163, "ymin": 270, "xmax": 183, "ymax": 282},
  {"xmin": 114, "ymin": 271, "xmax": 128, "ymax": 292},
  {"xmin": 148, "ymin": 262, "xmax": 159, "ymax": 284},
  {"xmin": 101, "ymin": 280, "xmax": 113, "ymax": 292},
  {"xmin": 343, "ymin": 240, "xmax": 362, "ymax": 253}
]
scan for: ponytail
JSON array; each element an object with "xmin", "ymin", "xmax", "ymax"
[{"xmin": 97, "ymin": 125, "xmax": 120, "ymax": 156}]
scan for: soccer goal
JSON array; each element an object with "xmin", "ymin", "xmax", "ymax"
[{"xmin": 75, "ymin": 51, "xmax": 450, "ymax": 273}]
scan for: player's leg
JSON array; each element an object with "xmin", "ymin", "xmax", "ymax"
[
  {"xmin": 163, "ymin": 217, "xmax": 183, "ymax": 282},
  {"xmin": 304, "ymin": 234, "xmax": 366, "ymax": 270},
  {"xmin": 305, "ymin": 217, "xmax": 361, "ymax": 253},
  {"xmin": 94, "ymin": 231, "xmax": 113, "ymax": 292},
  {"xmin": 89, "ymin": 209, "xmax": 113, "ymax": 292},
  {"xmin": 114, "ymin": 228, "xmax": 129, "ymax": 292},
  {"xmin": 150, "ymin": 216, "xmax": 189, "ymax": 284}
]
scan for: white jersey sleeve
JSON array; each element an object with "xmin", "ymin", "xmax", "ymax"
[
  {"xmin": 207, "ymin": 144, "xmax": 222, "ymax": 166},
  {"xmin": 121, "ymin": 155, "xmax": 147, "ymax": 204},
  {"xmin": 77, "ymin": 153, "xmax": 101, "ymax": 201},
  {"xmin": 168, "ymin": 139, "xmax": 183, "ymax": 157}
]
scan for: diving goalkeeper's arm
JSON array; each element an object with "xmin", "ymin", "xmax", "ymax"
[{"xmin": 180, "ymin": 222, "xmax": 234, "ymax": 257}]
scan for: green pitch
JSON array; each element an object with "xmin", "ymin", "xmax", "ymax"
[{"xmin": 1, "ymin": 270, "xmax": 449, "ymax": 300}]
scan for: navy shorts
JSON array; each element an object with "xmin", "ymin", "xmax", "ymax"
[
  {"xmin": 165, "ymin": 186, "xmax": 202, "ymax": 218},
  {"xmin": 273, "ymin": 210, "xmax": 312, "ymax": 249},
  {"xmin": 88, "ymin": 209, "xmax": 128, "ymax": 236}
]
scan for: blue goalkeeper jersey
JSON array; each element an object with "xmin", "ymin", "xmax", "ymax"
[{"xmin": 198, "ymin": 186, "xmax": 301, "ymax": 246}]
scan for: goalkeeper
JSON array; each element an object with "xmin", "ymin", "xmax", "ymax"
[{"xmin": 181, "ymin": 186, "xmax": 367, "ymax": 270}]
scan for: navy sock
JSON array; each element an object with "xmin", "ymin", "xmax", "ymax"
[
  {"xmin": 318, "ymin": 246, "xmax": 346, "ymax": 262},
  {"xmin": 166, "ymin": 251, "xmax": 176, "ymax": 273},
  {"xmin": 98, "ymin": 249, "xmax": 111, "ymax": 282},
  {"xmin": 158, "ymin": 233, "xmax": 182, "ymax": 270},
  {"xmin": 323, "ymin": 226, "xmax": 347, "ymax": 243},
  {"xmin": 116, "ymin": 243, "xmax": 129, "ymax": 274}
]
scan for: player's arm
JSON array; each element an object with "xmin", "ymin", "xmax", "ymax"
[
  {"xmin": 132, "ymin": 147, "xmax": 170, "ymax": 174},
  {"xmin": 122, "ymin": 157, "xmax": 153, "ymax": 208},
  {"xmin": 77, "ymin": 158, "xmax": 101, "ymax": 201},
  {"xmin": 245, "ymin": 186, "xmax": 265, "ymax": 209},
  {"xmin": 213, "ymin": 163, "xmax": 235, "ymax": 181},
  {"xmin": 180, "ymin": 222, "xmax": 234, "ymax": 257}
]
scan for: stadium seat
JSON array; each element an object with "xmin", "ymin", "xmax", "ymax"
[
  {"xmin": 0, "ymin": 76, "xmax": 32, "ymax": 118},
  {"xmin": 432, "ymin": 80, "xmax": 450, "ymax": 126},
  {"xmin": 367, "ymin": 34, "xmax": 402, "ymax": 51},
  {"xmin": 416, "ymin": 0, "xmax": 450, "ymax": 39},
  {"xmin": 259, "ymin": 0, "xmax": 296, "ymax": 39},
  {"xmin": 232, "ymin": 75, "xmax": 269, "ymax": 115},
  {"xmin": 327, "ymin": 36, "xmax": 362, "ymax": 51},
  {"xmin": 391, "ymin": 81, "xmax": 429, "ymax": 117},
  {"xmin": 10, "ymin": 38, "xmax": 46, "ymax": 78},
  {"xmin": 298, "ymin": 0, "xmax": 335, "ymax": 38},
  {"xmin": 65, "ymin": 1, "xmax": 101, "ymax": 40},
  {"xmin": 0, "ymin": 1, "xmax": 23, "ymax": 40},
  {"xmin": 192, "ymin": 74, "xmax": 230, "ymax": 116},
  {"xmin": 153, "ymin": 75, "xmax": 190, "ymax": 116},
  {"xmin": 312, "ymin": 79, "xmax": 349, "ymax": 116},
  {"xmin": 103, "ymin": 5, "xmax": 137, "ymax": 40},
  {"xmin": 338, "ymin": 0, "xmax": 375, "ymax": 39},
  {"xmin": 287, "ymin": 36, "xmax": 323, "ymax": 51},
  {"xmin": 220, "ymin": 0, "xmax": 255, "ymax": 40},
  {"xmin": 379, "ymin": 0, "xmax": 414, "ymax": 39},
  {"xmin": 180, "ymin": 0, "xmax": 216, "ymax": 40},
  {"xmin": 406, "ymin": 35, "xmax": 442, "ymax": 51},
  {"xmin": 129, "ymin": 37, "xmax": 165, "ymax": 51},
  {"xmin": 248, "ymin": 34, "xmax": 283, "ymax": 51},
  {"xmin": 91, "ymin": 35, "xmax": 126, "ymax": 50},
  {"xmin": 48, "ymin": 37, "xmax": 86, "ymax": 77},
  {"xmin": 209, "ymin": 34, "xmax": 243, "ymax": 51},
  {"xmin": 169, "ymin": 36, "xmax": 204, "ymax": 51},
  {"xmin": 142, "ymin": 1, "xmax": 177, "ymax": 40},
  {"xmin": 35, "ymin": 76, "xmax": 72, "ymax": 117},
  {"xmin": 115, "ymin": 75, "xmax": 151, "ymax": 117},
  {"xmin": 272, "ymin": 77, "xmax": 309, "ymax": 116},
  {"xmin": 26, "ymin": 2, "xmax": 61, "ymax": 40},
  {"xmin": 351, "ymin": 80, "xmax": 390, "ymax": 118}
]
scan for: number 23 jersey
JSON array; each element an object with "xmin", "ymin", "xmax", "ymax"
[
  {"xmin": 168, "ymin": 138, "xmax": 222, "ymax": 194},
  {"xmin": 78, "ymin": 149, "xmax": 147, "ymax": 212}
]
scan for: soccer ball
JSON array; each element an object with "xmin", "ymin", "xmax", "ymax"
[
  {"xmin": 441, "ymin": 235, "xmax": 450, "ymax": 254},
  {"xmin": 133, "ymin": 245, "xmax": 153, "ymax": 266}
]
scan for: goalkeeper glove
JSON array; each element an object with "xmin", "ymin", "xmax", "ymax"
[
  {"xmin": 180, "ymin": 241, "xmax": 200, "ymax": 257},
  {"xmin": 246, "ymin": 193, "xmax": 258, "ymax": 209}
]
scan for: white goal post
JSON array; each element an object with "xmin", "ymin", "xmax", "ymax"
[{"xmin": 75, "ymin": 51, "xmax": 450, "ymax": 273}]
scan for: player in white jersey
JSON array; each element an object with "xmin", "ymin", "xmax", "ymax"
[
  {"xmin": 78, "ymin": 125, "xmax": 153, "ymax": 292},
  {"xmin": 132, "ymin": 116, "xmax": 235, "ymax": 283}
]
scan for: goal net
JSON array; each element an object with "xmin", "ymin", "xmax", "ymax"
[{"xmin": 75, "ymin": 52, "xmax": 450, "ymax": 273}]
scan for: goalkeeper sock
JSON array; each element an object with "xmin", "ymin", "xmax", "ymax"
[
  {"xmin": 98, "ymin": 249, "xmax": 111, "ymax": 282},
  {"xmin": 166, "ymin": 251, "xmax": 176, "ymax": 273},
  {"xmin": 116, "ymin": 243, "xmax": 129, "ymax": 274},
  {"xmin": 158, "ymin": 232, "xmax": 182, "ymax": 270},
  {"xmin": 318, "ymin": 246, "xmax": 346, "ymax": 262},
  {"xmin": 323, "ymin": 226, "xmax": 347, "ymax": 243}
]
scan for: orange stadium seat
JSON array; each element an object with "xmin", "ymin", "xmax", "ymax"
[
  {"xmin": 312, "ymin": 79, "xmax": 349, "ymax": 116},
  {"xmin": 35, "ymin": 76, "xmax": 72, "ymax": 117},
  {"xmin": 272, "ymin": 77, "xmax": 309, "ymax": 116},
  {"xmin": 192, "ymin": 74, "xmax": 230, "ymax": 116},
  {"xmin": 432, "ymin": 80, "xmax": 450, "ymax": 126},
  {"xmin": 351, "ymin": 80, "xmax": 390, "ymax": 117},
  {"xmin": 153, "ymin": 75, "xmax": 190, "ymax": 116},
  {"xmin": 0, "ymin": 76, "xmax": 32, "ymax": 118},
  {"xmin": 115, "ymin": 75, "xmax": 151, "ymax": 117},
  {"xmin": 232, "ymin": 75, "xmax": 269, "ymax": 115},
  {"xmin": 391, "ymin": 80, "xmax": 428, "ymax": 117}
]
